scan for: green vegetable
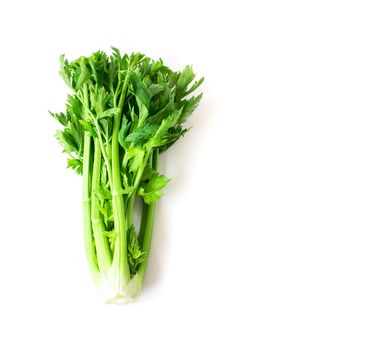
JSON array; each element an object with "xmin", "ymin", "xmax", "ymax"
[{"xmin": 50, "ymin": 48, "xmax": 203, "ymax": 303}]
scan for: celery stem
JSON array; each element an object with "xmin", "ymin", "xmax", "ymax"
[
  {"xmin": 82, "ymin": 133, "xmax": 99, "ymax": 280},
  {"xmin": 111, "ymin": 68, "xmax": 131, "ymax": 291},
  {"xmin": 137, "ymin": 149, "xmax": 159, "ymax": 281},
  {"xmin": 91, "ymin": 139, "xmax": 112, "ymax": 276}
]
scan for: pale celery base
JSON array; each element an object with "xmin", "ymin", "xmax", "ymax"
[{"xmin": 97, "ymin": 273, "xmax": 144, "ymax": 304}]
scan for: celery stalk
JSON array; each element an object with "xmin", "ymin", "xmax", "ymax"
[{"xmin": 51, "ymin": 49, "xmax": 203, "ymax": 303}]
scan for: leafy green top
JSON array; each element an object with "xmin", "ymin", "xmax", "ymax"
[{"xmin": 51, "ymin": 48, "xmax": 203, "ymax": 177}]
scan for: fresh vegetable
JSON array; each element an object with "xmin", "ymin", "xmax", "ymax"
[{"xmin": 50, "ymin": 48, "xmax": 203, "ymax": 303}]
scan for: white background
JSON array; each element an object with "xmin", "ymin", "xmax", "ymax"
[{"xmin": 0, "ymin": 0, "xmax": 365, "ymax": 349}]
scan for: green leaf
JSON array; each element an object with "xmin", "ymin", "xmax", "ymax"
[
  {"xmin": 98, "ymin": 107, "xmax": 120, "ymax": 119},
  {"xmin": 146, "ymin": 174, "xmax": 170, "ymax": 192},
  {"xmin": 182, "ymin": 77, "xmax": 204, "ymax": 97},
  {"xmin": 127, "ymin": 225, "xmax": 146, "ymax": 275},
  {"xmin": 66, "ymin": 94, "xmax": 83, "ymax": 117},
  {"xmin": 55, "ymin": 130, "xmax": 77, "ymax": 153},
  {"xmin": 122, "ymin": 173, "xmax": 133, "ymax": 194},
  {"xmin": 141, "ymin": 166, "xmax": 156, "ymax": 181},
  {"xmin": 95, "ymin": 186, "xmax": 112, "ymax": 201},
  {"xmin": 138, "ymin": 173, "xmax": 170, "ymax": 204},
  {"xmin": 111, "ymin": 47, "xmax": 122, "ymax": 60},
  {"xmin": 99, "ymin": 201, "xmax": 114, "ymax": 226},
  {"xmin": 138, "ymin": 190, "xmax": 163, "ymax": 205},
  {"xmin": 98, "ymin": 118, "xmax": 112, "ymax": 138},
  {"xmin": 79, "ymin": 120, "xmax": 97, "ymax": 137},
  {"xmin": 148, "ymin": 97, "xmax": 174, "ymax": 125},
  {"xmin": 67, "ymin": 158, "xmax": 83, "ymax": 174},
  {"xmin": 159, "ymin": 126, "xmax": 189, "ymax": 152},
  {"xmin": 74, "ymin": 62, "xmax": 91, "ymax": 90},
  {"xmin": 88, "ymin": 51, "xmax": 108, "ymax": 85},
  {"xmin": 90, "ymin": 86, "xmax": 109, "ymax": 115},
  {"xmin": 179, "ymin": 93, "xmax": 202, "ymax": 123},
  {"xmin": 118, "ymin": 116, "xmax": 131, "ymax": 149},
  {"xmin": 149, "ymin": 84, "xmax": 164, "ymax": 97},
  {"xmin": 111, "ymin": 47, "xmax": 129, "ymax": 72},
  {"xmin": 66, "ymin": 121, "xmax": 83, "ymax": 152},
  {"xmin": 59, "ymin": 55, "xmax": 72, "ymax": 89},
  {"xmin": 130, "ymin": 148, "xmax": 145, "ymax": 173},
  {"xmin": 49, "ymin": 111, "xmax": 68, "ymax": 126},
  {"xmin": 146, "ymin": 109, "xmax": 182, "ymax": 149},
  {"xmin": 176, "ymin": 65, "xmax": 195, "ymax": 97},
  {"xmin": 130, "ymin": 70, "xmax": 151, "ymax": 108},
  {"xmin": 125, "ymin": 124, "xmax": 158, "ymax": 146},
  {"xmin": 130, "ymin": 53, "xmax": 146, "ymax": 68},
  {"xmin": 122, "ymin": 147, "xmax": 145, "ymax": 173},
  {"xmin": 97, "ymin": 204, "xmax": 108, "ymax": 217},
  {"xmin": 136, "ymin": 96, "xmax": 149, "ymax": 123},
  {"xmin": 105, "ymin": 229, "xmax": 116, "ymax": 250},
  {"xmin": 150, "ymin": 58, "xmax": 164, "ymax": 72}
]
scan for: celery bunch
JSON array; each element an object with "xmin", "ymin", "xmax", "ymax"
[{"xmin": 50, "ymin": 49, "xmax": 203, "ymax": 303}]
